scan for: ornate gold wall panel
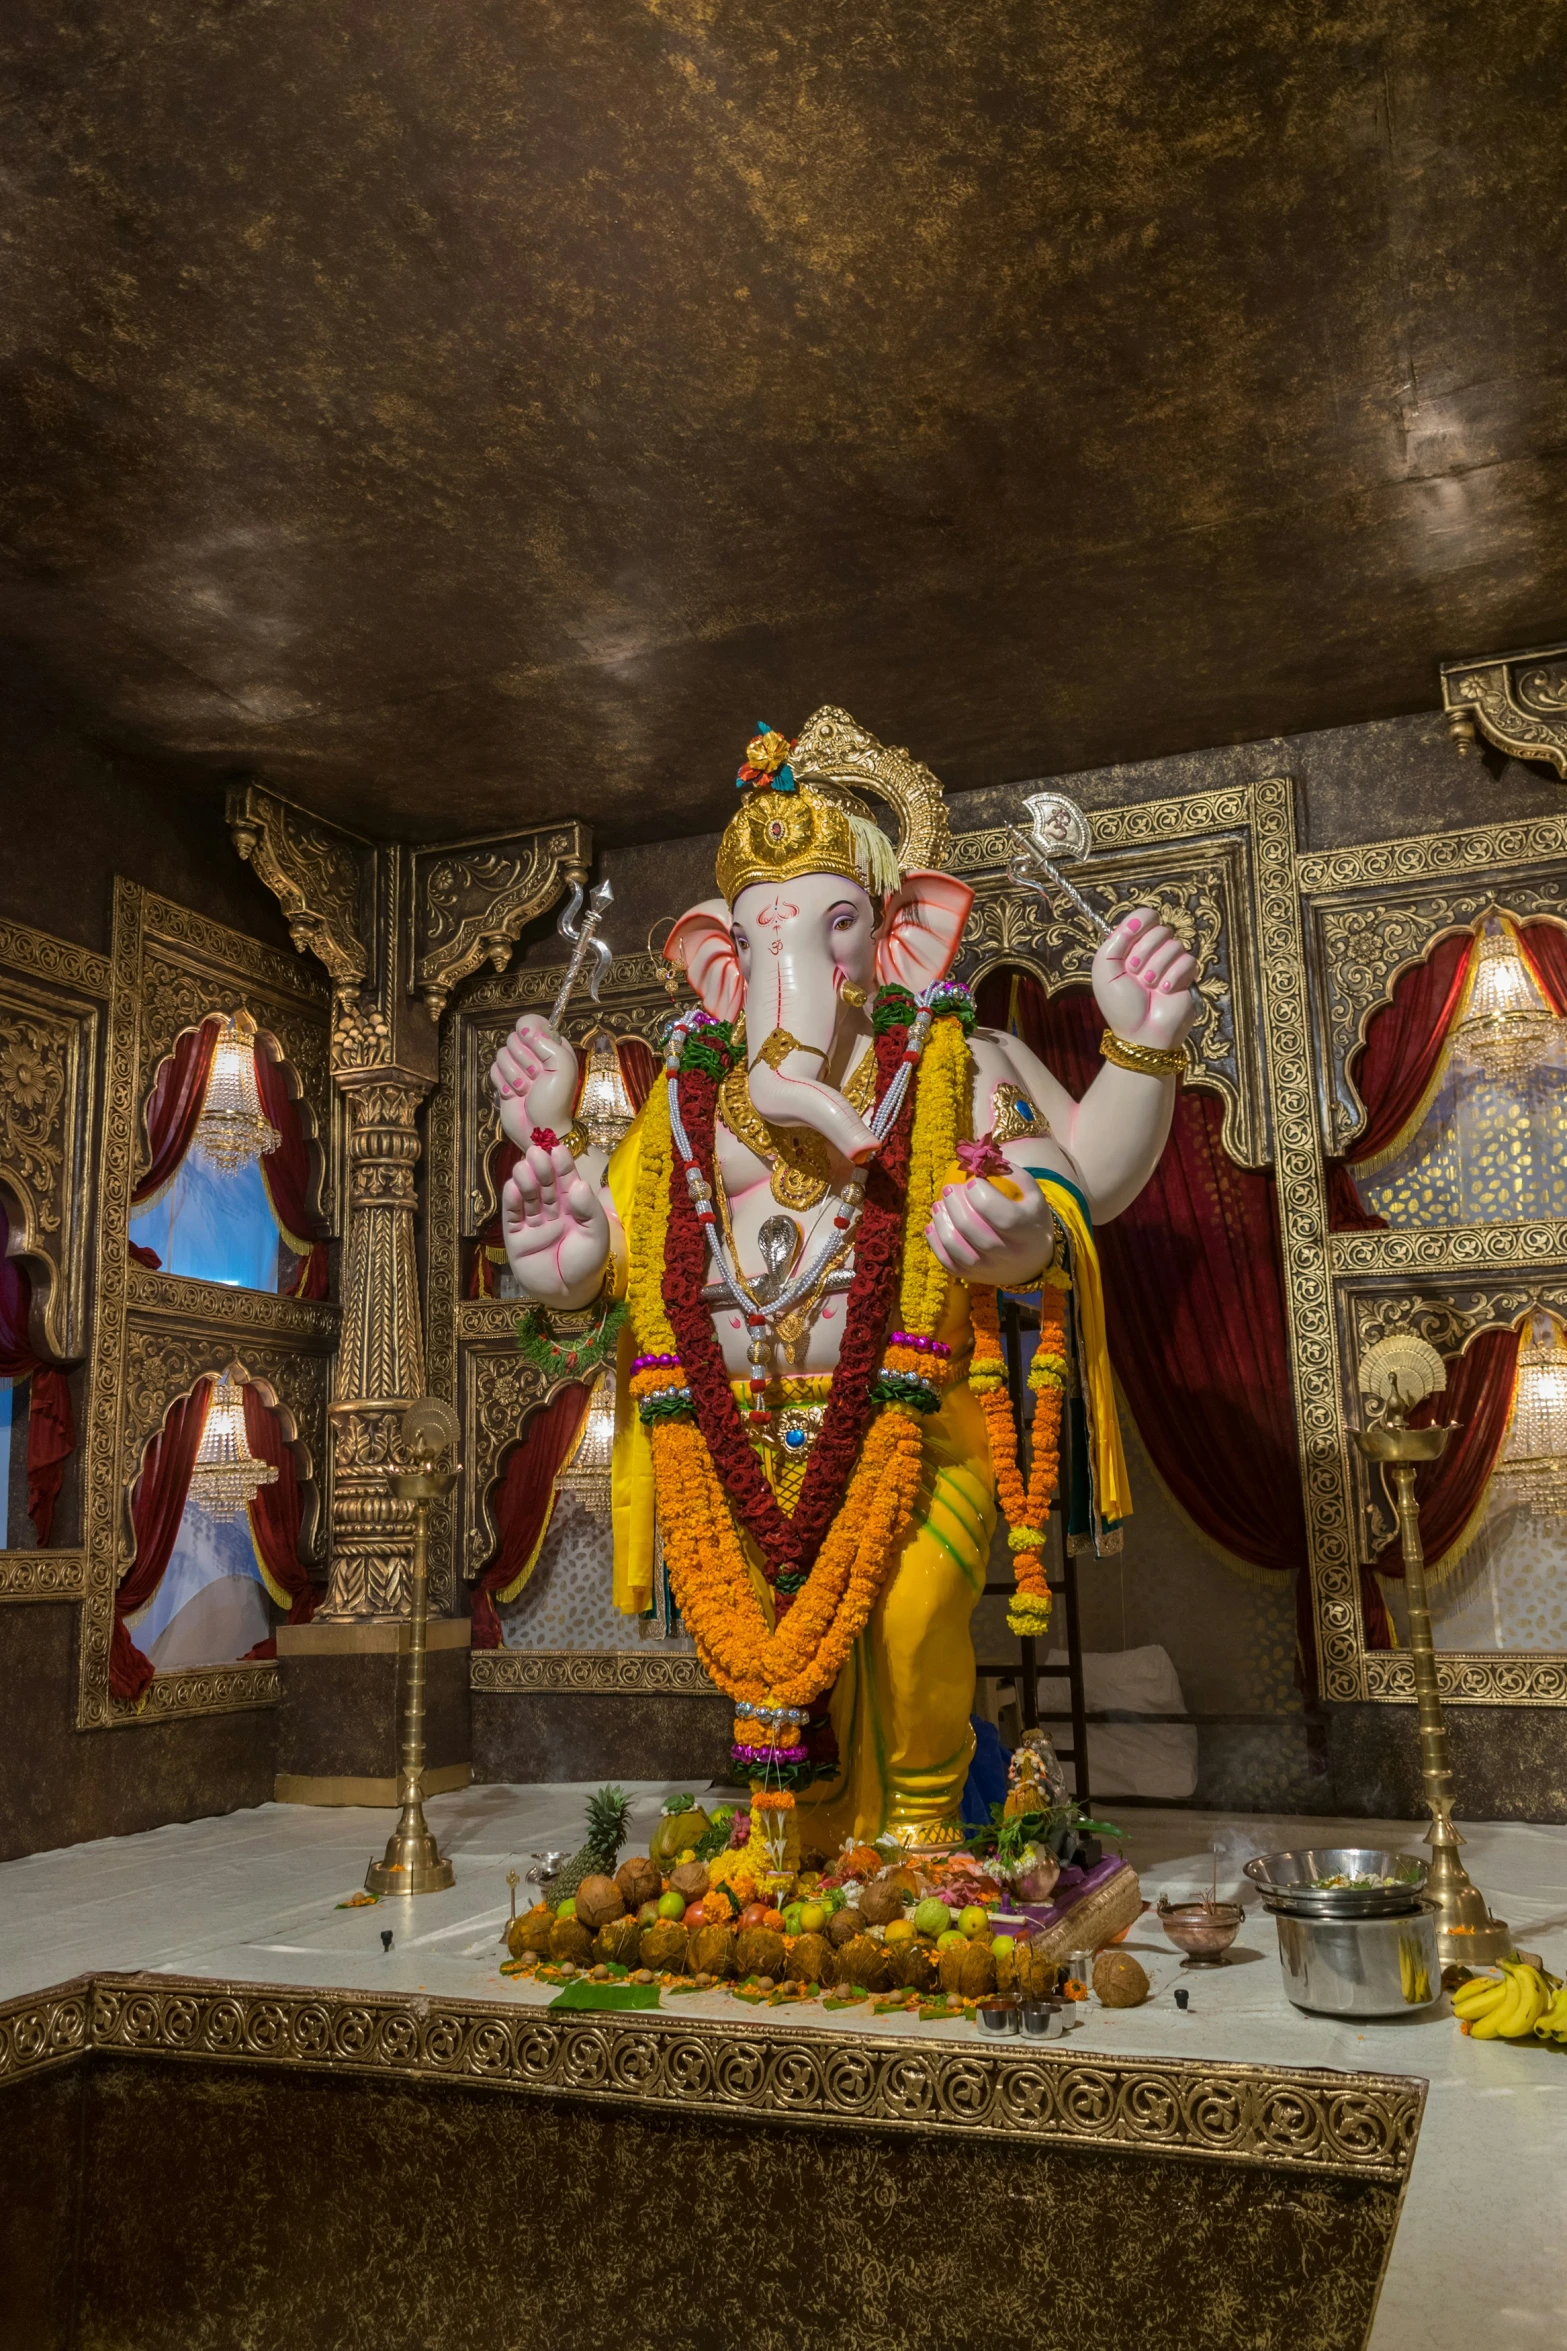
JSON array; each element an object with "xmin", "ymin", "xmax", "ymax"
[
  {"xmin": 0, "ymin": 918, "xmax": 106, "ymax": 1364},
  {"xmin": 0, "ymin": 1551, "xmax": 87, "ymax": 1602},
  {"xmin": 1296, "ymin": 815, "xmax": 1567, "ymax": 1705},
  {"xmin": 471, "ymin": 1650, "xmax": 714, "ymax": 1695},
  {"xmin": 69, "ymin": 882, "xmax": 337, "ymax": 1729}
]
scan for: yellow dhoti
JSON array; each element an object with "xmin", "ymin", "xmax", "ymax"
[{"xmin": 797, "ymin": 1379, "xmax": 995, "ymax": 1853}]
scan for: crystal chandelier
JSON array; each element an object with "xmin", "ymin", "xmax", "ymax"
[
  {"xmin": 1453, "ymin": 917, "xmax": 1560, "ymax": 1083},
  {"xmin": 187, "ymin": 1367, "xmax": 279, "ymax": 1522},
  {"xmin": 1494, "ymin": 1312, "xmax": 1567, "ymax": 1517},
  {"xmin": 575, "ymin": 1028, "xmax": 637, "ymax": 1155},
  {"xmin": 554, "ymin": 1369, "xmax": 617, "ymax": 1518},
  {"xmin": 193, "ymin": 1010, "xmax": 282, "ymax": 1176}
]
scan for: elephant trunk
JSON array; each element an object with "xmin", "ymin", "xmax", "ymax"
[{"xmin": 746, "ymin": 967, "xmax": 879, "ymax": 1165}]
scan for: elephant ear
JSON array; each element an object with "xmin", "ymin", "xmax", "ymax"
[
  {"xmin": 665, "ymin": 897, "xmax": 744, "ymax": 1025},
  {"xmin": 875, "ymin": 871, "xmax": 974, "ymax": 993}
]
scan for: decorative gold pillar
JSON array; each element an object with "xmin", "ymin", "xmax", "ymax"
[
  {"xmin": 228, "ymin": 782, "xmax": 589, "ymax": 1643},
  {"xmin": 324, "ymin": 1078, "xmax": 430, "ymax": 1617}
]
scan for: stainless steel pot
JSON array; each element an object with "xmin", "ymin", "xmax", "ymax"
[{"xmin": 1272, "ymin": 1899, "xmax": 1441, "ymax": 2016}]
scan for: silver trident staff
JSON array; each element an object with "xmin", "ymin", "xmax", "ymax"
[
  {"xmin": 1005, "ymin": 790, "xmax": 1111, "ymax": 939},
  {"xmin": 550, "ymin": 876, "xmax": 615, "ymax": 1027}
]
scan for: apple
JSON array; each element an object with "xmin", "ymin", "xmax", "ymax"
[
  {"xmin": 781, "ymin": 1902, "xmax": 807, "ymax": 1936},
  {"xmin": 638, "ymin": 1900, "xmax": 662, "ymax": 1927},
  {"xmin": 657, "ymin": 1889, "xmax": 686, "ymax": 1921},
  {"xmin": 798, "ymin": 1902, "xmax": 828, "ymax": 1934},
  {"xmin": 737, "ymin": 1903, "xmax": 769, "ymax": 1932},
  {"xmin": 884, "ymin": 1919, "xmax": 917, "ymax": 1946},
  {"xmin": 991, "ymin": 1934, "xmax": 1016, "ymax": 1959},
  {"xmin": 936, "ymin": 1930, "xmax": 967, "ymax": 1952},
  {"xmin": 683, "ymin": 1901, "xmax": 706, "ymax": 1926},
  {"xmin": 959, "ymin": 1905, "xmax": 990, "ymax": 1938},
  {"xmin": 556, "ymin": 1898, "xmax": 577, "ymax": 1920}
]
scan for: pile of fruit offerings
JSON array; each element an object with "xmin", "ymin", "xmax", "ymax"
[
  {"xmin": 1452, "ymin": 1958, "xmax": 1567, "ymax": 2045},
  {"xmin": 501, "ymin": 1792, "xmax": 1106, "ymax": 2019}
]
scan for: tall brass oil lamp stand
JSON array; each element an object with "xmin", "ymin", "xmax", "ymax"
[
  {"xmin": 1353, "ymin": 1336, "xmax": 1510, "ymax": 1967},
  {"xmin": 365, "ymin": 1398, "xmax": 461, "ymax": 1898}
]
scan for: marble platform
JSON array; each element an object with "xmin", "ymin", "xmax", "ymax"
[{"xmin": 4, "ymin": 1787, "xmax": 1565, "ymax": 2349}]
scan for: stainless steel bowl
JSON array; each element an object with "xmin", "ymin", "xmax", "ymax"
[{"xmin": 1244, "ymin": 1846, "xmax": 1428, "ymax": 1918}]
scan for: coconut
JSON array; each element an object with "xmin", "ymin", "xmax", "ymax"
[
  {"xmin": 507, "ymin": 1903, "xmax": 554, "ymax": 1960},
  {"xmin": 615, "ymin": 1855, "xmax": 661, "ymax": 1911},
  {"xmin": 735, "ymin": 1926, "xmax": 786, "ymax": 1980},
  {"xmin": 593, "ymin": 1916, "xmax": 643, "ymax": 1969},
  {"xmin": 640, "ymin": 1918, "xmax": 688, "ymax": 1972},
  {"xmin": 859, "ymin": 1879, "xmax": 910, "ymax": 1927},
  {"xmin": 834, "ymin": 1933, "xmax": 891, "ymax": 1992},
  {"xmin": 827, "ymin": 1906, "xmax": 866, "ymax": 1949},
  {"xmin": 687, "ymin": 1924, "xmax": 737, "ymax": 1980},
  {"xmin": 936, "ymin": 1941, "xmax": 969, "ymax": 1996},
  {"xmin": 549, "ymin": 1916, "xmax": 594, "ymax": 1965},
  {"xmin": 785, "ymin": 1932, "xmax": 836, "ymax": 1987},
  {"xmin": 1018, "ymin": 1939, "xmax": 1059, "ymax": 2003},
  {"xmin": 574, "ymin": 1874, "xmax": 627, "ymax": 1931},
  {"xmin": 887, "ymin": 1940, "xmax": 938, "ymax": 1994},
  {"xmin": 1093, "ymin": 1950, "xmax": 1150, "ymax": 2009},
  {"xmin": 959, "ymin": 1941, "xmax": 998, "ymax": 2001},
  {"xmin": 670, "ymin": 1859, "xmax": 711, "ymax": 1901}
]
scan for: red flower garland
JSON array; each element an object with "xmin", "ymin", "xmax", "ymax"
[{"xmin": 664, "ymin": 1025, "xmax": 916, "ymax": 1596}]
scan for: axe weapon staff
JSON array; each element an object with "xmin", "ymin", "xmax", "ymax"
[
  {"xmin": 549, "ymin": 876, "xmax": 615, "ymax": 1028},
  {"xmin": 1004, "ymin": 790, "xmax": 1112, "ymax": 939}
]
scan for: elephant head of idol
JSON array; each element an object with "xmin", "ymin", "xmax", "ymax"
[{"xmin": 665, "ymin": 709, "xmax": 974, "ymax": 1164}]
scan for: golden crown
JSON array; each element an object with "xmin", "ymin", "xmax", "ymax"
[{"xmin": 714, "ymin": 705, "xmax": 951, "ymax": 906}]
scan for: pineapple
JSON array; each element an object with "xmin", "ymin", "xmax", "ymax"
[{"xmin": 547, "ymin": 1784, "xmax": 633, "ymax": 1905}]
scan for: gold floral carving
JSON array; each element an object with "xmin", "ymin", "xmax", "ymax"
[
  {"xmin": 226, "ymin": 784, "xmax": 372, "ymax": 995},
  {"xmin": 410, "ymin": 827, "xmax": 590, "ymax": 1019},
  {"xmin": 0, "ymin": 985, "xmax": 97, "ymax": 1363},
  {"xmin": 1441, "ymin": 644, "xmax": 1567, "ymax": 776},
  {"xmin": 72, "ymin": 1973, "xmax": 1424, "ymax": 2181},
  {"xmin": 471, "ymin": 1650, "xmax": 715, "ymax": 1696},
  {"xmin": 0, "ymin": 1552, "xmax": 88, "ymax": 1602},
  {"xmin": 1328, "ymin": 1221, "xmax": 1567, "ymax": 1277},
  {"xmin": 460, "ymin": 1343, "xmax": 552, "ymax": 1568}
]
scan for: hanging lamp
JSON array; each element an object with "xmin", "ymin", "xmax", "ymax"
[
  {"xmin": 554, "ymin": 1368, "xmax": 618, "ymax": 1518},
  {"xmin": 186, "ymin": 1366, "xmax": 279, "ymax": 1522},
  {"xmin": 193, "ymin": 1010, "xmax": 282, "ymax": 1176},
  {"xmin": 1494, "ymin": 1310, "xmax": 1567, "ymax": 1517},
  {"xmin": 574, "ymin": 1028, "xmax": 637, "ymax": 1155},
  {"xmin": 1453, "ymin": 916, "xmax": 1560, "ymax": 1083}
]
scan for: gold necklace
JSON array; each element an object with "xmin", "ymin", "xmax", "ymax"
[{"xmin": 717, "ymin": 1037, "xmax": 877, "ymax": 1209}]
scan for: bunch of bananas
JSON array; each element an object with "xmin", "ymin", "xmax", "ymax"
[{"xmin": 1451, "ymin": 1959, "xmax": 1567, "ymax": 2043}]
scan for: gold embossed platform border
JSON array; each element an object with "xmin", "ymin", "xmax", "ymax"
[
  {"xmin": 0, "ymin": 1975, "xmax": 1424, "ymax": 2184},
  {"xmin": 470, "ymin": 1649, "xmax": 712, "ymax": 1696}
]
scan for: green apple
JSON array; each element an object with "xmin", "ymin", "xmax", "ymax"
[
  {"xmin": 781, "ymin": 1902, "xmax": 807, "ymax": 1936},
  {"xmin": 936, "ymin": 1929, "xmax": 968, "ymax": 1952},
  {"xmin": 990, "ymin": 1934, "xmax": 1016, "ymax": 1959},
  {"xmin": 656, "ymin": 1889, "xmax": 686, "ymax": 1921},
  {"xmin": 556, "ymin": 1898, "xmax": 577, "ymax": 1920}
]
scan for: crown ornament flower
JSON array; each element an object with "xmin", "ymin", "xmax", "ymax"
[{"xmin": 714, "ymin": 704, "xmax": 952, "ymax": 907}]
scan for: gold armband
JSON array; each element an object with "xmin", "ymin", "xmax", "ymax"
[
  {"xmin": 561, "ymin": 1120, "xmax": 590, "ymax": 1158},
  {"xmin": 1100, "ymin": 1028, "xmax": 1187, "ymax": 1081}
]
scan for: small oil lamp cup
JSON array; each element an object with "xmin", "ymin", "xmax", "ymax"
[{"xmin": 1157, "ymin": 1898, "xmax": 1244, "ymax": 1965}]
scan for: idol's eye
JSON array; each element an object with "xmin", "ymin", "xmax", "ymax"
[
  {"xmin": 732, "ymin": 931, "xmax": 749, "ymax": 954},
  {"xmin": 832, "ymin": 910, "xmax": 858, "ymax": 933}
]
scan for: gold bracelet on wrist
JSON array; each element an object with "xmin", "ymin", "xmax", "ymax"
[
  {"xmin": 561, "ymin": 1120, "xmax": 590, "ymax": 1158},
  {"xmin": 1100, "ymin": 1027, "xmax": 1187, "ymax": 1081}
]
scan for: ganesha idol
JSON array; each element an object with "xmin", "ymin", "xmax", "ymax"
[{"xmin": 493, "ymin": 707, "xmax": 1197, "ymax": 1855}]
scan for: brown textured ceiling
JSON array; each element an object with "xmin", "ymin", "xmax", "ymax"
[{"xmin": 3, "ymin": 1, "xmax": 1567, "ymax": 845}]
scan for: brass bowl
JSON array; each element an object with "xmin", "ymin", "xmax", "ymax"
[{"xmin": 1157, "ymin": 1899, "xmax": 1244, "ymax": 1965}]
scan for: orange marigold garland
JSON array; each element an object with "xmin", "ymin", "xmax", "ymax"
[{"xmin": 970, "ymin": 1270, "xmax": 1070, "ymax": 1637}]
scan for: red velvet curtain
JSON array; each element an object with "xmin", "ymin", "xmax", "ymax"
[
  {"xmin": 976, "ymin": 971, "xmax": 1326, "ymax": 1696},
  {"xmin": 111, "ymin": 1379, "xmax": 213, "ymax": 1702},
  {"xmin": 254, "ymin": 1042, "xmax": 330, "ymax": 1299},
  {"xmin": 242, "ymin": 1381, "xmax": 318, "ymax": 1636},
  {"xmin": 1518, "ymin": 918, "xmax": 1567, "ymax": 1016},
  {"xmin": 131, "ymin": 1016, "xmax": 224, "ymax": 1209},
  {"xmin": 1327, "ymin": 933, "xmax": 1474, "ymax": 1231},
  {"xmin": 0, "ymin": 1204, "xmax": 76, "ymax": 1545},
  {"xmin": 1361, "ymin": 1326, "xmax": 1522, "ymax": 1645},
  {"xmin": 470, "ymin": 1035, "xmax": 658, "ymax": 1297},
  {"xmin": 470, "ymin": 1383, "xmax": 593, "ymax": 1644}
]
